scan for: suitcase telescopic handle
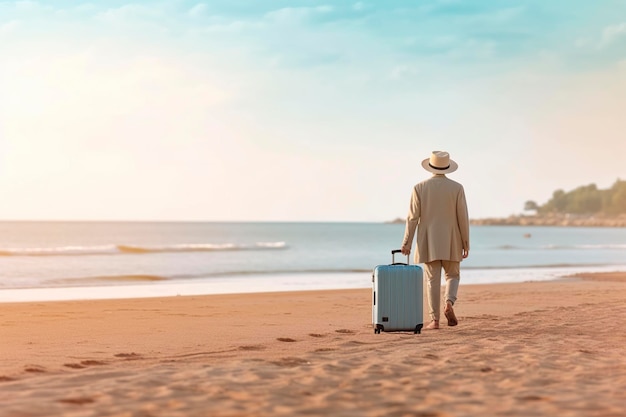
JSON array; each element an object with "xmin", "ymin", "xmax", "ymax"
[{"xmin": 391, "ymin": 249, "xmax": 409, "ymax": 265}]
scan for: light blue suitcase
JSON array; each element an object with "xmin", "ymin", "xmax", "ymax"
[{"xmin": 372, "ymin": 250, "xmax": 424, "ymax": 334}]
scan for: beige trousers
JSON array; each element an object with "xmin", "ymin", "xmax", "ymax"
[{"xmin": 423, "ymin": 260, "xmax": 460, "ymax": 321}]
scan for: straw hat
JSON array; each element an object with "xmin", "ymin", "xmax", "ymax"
[{"xmin": 421, "ymin": 151, "xmax": 458, "ymax": 174}]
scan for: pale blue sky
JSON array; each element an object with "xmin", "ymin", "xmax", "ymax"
[{"xmin": 1, "ymin": 1, "xmax": 625, "ymax": 221}]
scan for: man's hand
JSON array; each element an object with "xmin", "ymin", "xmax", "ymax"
[
  {"xmin": 401, "ymin": 245, "xmax": 411, "ymax": 256},
  {"xmin": 462, "ymin": 248, "xmax": 469, "ymax": 259}
]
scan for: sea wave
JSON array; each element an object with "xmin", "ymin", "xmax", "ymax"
[
  {"xmin": 42, "ymin": 264, "xmax": 626, "ymax": 286},
  {"xmin": 495, "ymin": 244, "xmax": 626, "ymax": 250},
  {"xmin": 0, "ymin": 242, "xmax": 288, "ymax": 257},
  {"xmin": 463, "ymin": 263, "xmax": 616, "ymax": 270},
  {"xmin": 39, "ymin": 269, "xmax": 373, "ymax": 288},
  {"xmin": 541, "ymin": 244, "xmax": 626, "ymax": 250},
  {"xmin": 3, "ymin": 263, "xmax": 626, "ymax": 292},
  {"xmin": 52, "ymin": 275, "xmax": 169, "ymax": 285},
  {"xmin": 496, "ymin": 245, "xmax": 519, "ymax": 250}
]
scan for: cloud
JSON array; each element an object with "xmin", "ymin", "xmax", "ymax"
[
  {"xmin": 0, "ymin": 19, "xmax": 20, "ymax": 32},
  {"xmin": 388, "ymin": 64, "xmax": 419, "ymax": 80},
  {"xmin": 97, "ymin": 4, "xmax": 160, "ymax": 23},
  {"xmin": 574, "ymin": 37, "xmax": 592, "ymax": 48},
  {"xmin": 188, "ymin": 3, "xmax": 206, "ymax": 18},
  {"xmin": 483, "ymin": 6, "xmax": 525, "ymax": 22},
  {"xmin": 74, "ymin": 3, "xmax": 97, "ymax": 13},
  {"xmin": 200, "ymin": 20, "xmax": 258, "ymax": 33},
  {"xmin": 601, "ymin": 22, "xmax": 626, "ymax": 46},
  {"xmin": 14, "ymin": 0, "xmax": 40, "ymax": 12},
  {"xmin": 1, "ymin": 49, "xmax": 237, "ymax": 155},
  {"xmin": 426, "ymin": 1, "xmax": 525, "ymax": 22},
  {"xmin": 264, "ymin": 5, "xmax": 334, "ymax": 23},
  {"xmin": 8, "ymin": 0, "xmax": 55, "ymax": 15}
]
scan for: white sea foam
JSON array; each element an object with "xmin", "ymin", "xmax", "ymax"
[
  {"xmin": 2, "ymin": 264, "xmax": 625, "ymax": 303},
  {"xmin": 0, "ymin": 242, "xmax": 287, "ymax": 256}
]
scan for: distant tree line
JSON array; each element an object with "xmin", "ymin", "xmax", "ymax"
[{"xmin": 524, "ymin": 179, "xmax": 626, "ymax": 215}]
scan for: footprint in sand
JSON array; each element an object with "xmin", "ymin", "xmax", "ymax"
[
  {"xmin": 81, "ymin": 360, "xmax": 106, "ymax": 366},
  {"xmin": 276, "ymin": 337, "xmax": 297, "ymax": 342},
  {"xmin": 343, "ymin": 340, "xmax": 367, "ymax": 345},
  {"xmin": 517, "ymin": 395, "xmax": 549, "ymax": 402},
  {"xmin": 314, "ymin": 348, "xmax": 335, "ymax": 353},
  {"xmin": 271, "ymin": 357, "xmax": 310, "ymax": 367},
  {"xmin": 308, "ymin": 333, "xmax": 326, "ymax": 338},
  {"xmin": 238, "ymin": 345, "xmax": 266, "ymax": 351},
  {"xmin": 0, "ymin": 376, "xmax": 15, "ymax": 382},
  {"xmin": 114, "ymin": 352, "xmax": 143, "ymax": 360},
  {"xmin": 24, "ymin": 366, "xmax": 46, "ymax": 373},
  {"xmin": 335, "ymin": 329, "xmax": 356, "ymax": 334},
  {"xmin": 64, "ymin": 363, "xmax": 86, "ymax": 369},
  {"xmin": 64, "ymin": 360, "xmax": 106, "ymax": 369},
  {"xmin": 58, "ymin": 397, "xmax": 95, "ymax": 405}
]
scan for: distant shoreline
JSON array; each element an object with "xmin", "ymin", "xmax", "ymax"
[
  {"xmin": 388, "ymin": 215, "xmax": 626, "ymax": 227},
  {"xmin": 471, "ymin": 214, "xmax": 626, "ymax": 227}
]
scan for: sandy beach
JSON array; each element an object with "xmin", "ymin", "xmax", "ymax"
[{"xmin": 1, "ymin": 273, "xmax": 625, "ymax": 417}]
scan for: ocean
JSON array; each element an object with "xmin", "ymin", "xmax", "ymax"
[{"xmin": 0, "ymin": 221, "xmax": 625, "ymax": 302}]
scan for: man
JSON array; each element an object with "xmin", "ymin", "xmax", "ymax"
[{"xmin": 401, "ymin": 151, "xmax": 470, "ymax": 330}]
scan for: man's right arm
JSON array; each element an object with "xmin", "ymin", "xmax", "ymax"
[
  {"xmin": 401, "ymin": 187, "xmax": 420, "ymax": 255},
  {"xmin": 457, "ymin": 185, "xmax": 470, "ymax": 258}
]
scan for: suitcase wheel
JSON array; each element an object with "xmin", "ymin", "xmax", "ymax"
[
  {"xmin": 374, "ymin": 324, "xmax": 384, "ymax": 334},
  {"xmin": 414, "ymin": 324, "xmax": 423, "ymax": 334}
]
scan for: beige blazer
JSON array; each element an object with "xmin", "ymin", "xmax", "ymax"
[{"xmin": 402, "ymin": 174, "xmax": 470, "ymax": 264}]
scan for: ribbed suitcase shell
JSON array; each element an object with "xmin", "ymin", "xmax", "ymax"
[{"xmin": 372, "ymin": 263, "xmax": 423, "ymax": 334}]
